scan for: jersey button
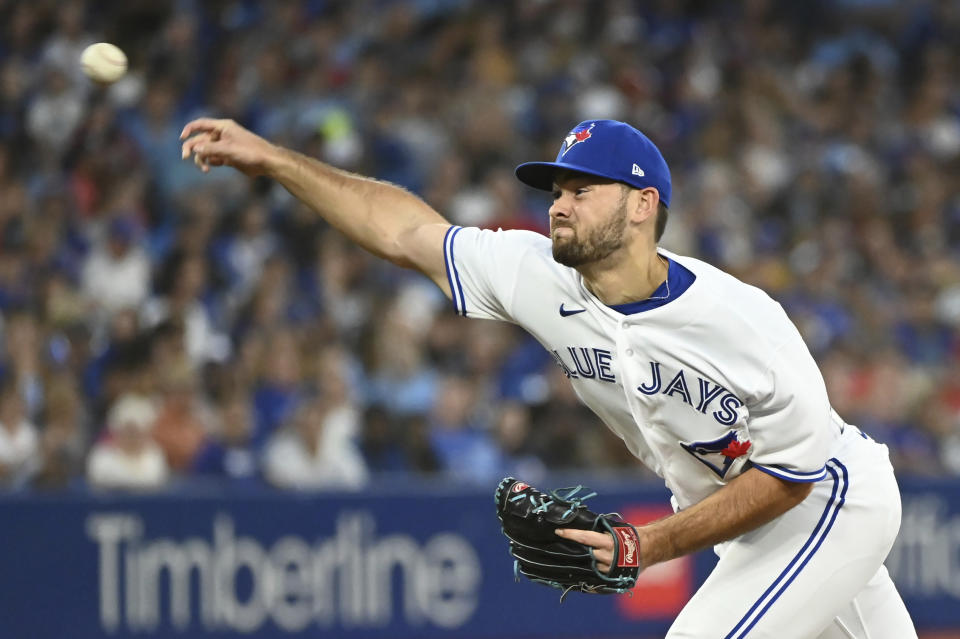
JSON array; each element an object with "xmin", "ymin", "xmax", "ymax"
[{"xmin": 625, "ymin": 349, "xmax": 634, "ymax": 356}]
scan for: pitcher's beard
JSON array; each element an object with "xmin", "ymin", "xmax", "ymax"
[{"xmin": 552, "ymin": 200, "xmax": 628, "ymax": 267}]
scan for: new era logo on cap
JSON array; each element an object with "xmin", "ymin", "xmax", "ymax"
[{"xmin": 514, "ymin": 119, "xmax": 672, "ymax": 207}]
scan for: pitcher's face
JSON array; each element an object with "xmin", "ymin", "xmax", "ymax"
[{"xmin": 549, "ymin": 174, "xmax": 629, "ymax": 267}]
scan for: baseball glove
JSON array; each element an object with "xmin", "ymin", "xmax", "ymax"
[{"xmin": 495, "ymin": 476, "xmax": 642, "ymax": 599}]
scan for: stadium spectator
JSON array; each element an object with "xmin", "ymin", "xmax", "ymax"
[
  {"xmin": 80, "ymin": 215, "xmax": 150, "ymax": 319},
  {"xmin": 3, "ymin": 311, "xmax": 44, "ymax": 419},
  {"xmin": 85, "ymin": 307, "xmax": 147, "ymax": 405},
  {"xmin": 262, "ymin": 395, "xmax": 368, "ymax": 490},
  {"xmin": 0, "ymin": 381, "xmax": 40, "ymax": 489},
  {"xmin": 86, "ymin": 393, "xmax": 167, "ymax": 491},
  {"xmin": 25, "ymin": 66, "xmax": 84, "ymax": 158},
  {"xmin": 530, "ymin": 366, "xmax": 628, "ymax": 471},
  {"xmin": 491, "ymin": 401, "xmax": 546, "ymax": 482},
  {"xmin": 309, "ymin": 343, "xmax": 363, "ymax": 448},
  {"xmin": 142, "ymin": 251, "xmax": 230, "ymax": 365},
  {"xmin": 251, "ymin": 328, "xmax": 304, "ymax": 448},
  {"xmin": 33, "ymin": 374, "xmax": 88, "ymax": 489},
  {"xmin": 213, "ymin": 199, "xmax": 277, "ymax": 305},
  {"xmin": 359, "ymin": 404, "xmax": 406, "ymax": 473},
  {"xmin": 231, "ymin": 255, "xmax": 296, "ymax": 342},
  {"xmin": 364, "ymin": 302, "xmax": 439, "ymax": 417},
  {"xmin": 40, "ymin": 1, "xmax": 94, "ymax": 88},
  {"xmin": 192, "ymin": 390, "xmax": 258, "ymax": 483},
  {"xmin": 428, "ymin": 374, "xmax": 500, "ymax": 482},
  {"xmin": 150, "ymin": 359, "xmax": 210, "ymax": 472}
]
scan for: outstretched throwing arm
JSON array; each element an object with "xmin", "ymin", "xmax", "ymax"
[{"xmin": 180, "ymin": 118, "xmax": 453, "ymax": 296}]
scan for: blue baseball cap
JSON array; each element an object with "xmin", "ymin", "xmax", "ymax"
[
  {"xmin": 108, "ymin": 216, "xmax": 138, "ymax": 243},
  {"xmin": 515, "ymin": 119, "xmax": 671, "ymax": 207}
]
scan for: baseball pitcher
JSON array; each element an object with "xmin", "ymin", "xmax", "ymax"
[{"xmin": 181, "ymin": 117, "xmax": 917, "ymax": 638}]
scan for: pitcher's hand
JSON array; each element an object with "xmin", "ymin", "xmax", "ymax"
[
  {"xmin": 180, "ymin": 118, "xmax": 280, "ymax": 177},
  {"xmin": 556, "ymin": 528, "xmax": 616, "ymax": 573}
]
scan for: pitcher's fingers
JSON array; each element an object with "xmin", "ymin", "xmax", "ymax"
[
  {"xmin": 192, "ymin": 151, "xmax": 211, "ymax": 172},
  {"xmin": 179, "ymin": 118, "xmax": 224, "ymax": 140},
  {"xmin": 587, "ymin": 546, "xmax": 614, "ymax": 574},
  {"xmin": 181, "ymin": 132, "xmax": 214, "ymax": 158},
  {"xmin": 556, "ymin": 528, "xmax": 614, "ymax": 550},
  {"xmin": 191, "ymin": 139, "xmax": 232, "ymax": 162},
  {"xmin": 590, "ymin": 547, "xmax": 614, "ymax": 565},
  {"xmin": 180, "ymin": 118, "xmax": 231, "ymax": 140}
]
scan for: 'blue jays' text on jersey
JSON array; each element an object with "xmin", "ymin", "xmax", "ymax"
[{"xmin": 443, "ymin": 226, "xmax": 844, "ymax": 509}]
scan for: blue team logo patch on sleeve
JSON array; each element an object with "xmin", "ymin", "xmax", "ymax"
[{"xmin": 680, "ymin": 431, "xmax": 752, "ymax": 478}]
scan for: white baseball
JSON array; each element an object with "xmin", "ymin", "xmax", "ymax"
[{"xmin": 80, "ymin": 42, "xmax": 128, "ymax": 84}]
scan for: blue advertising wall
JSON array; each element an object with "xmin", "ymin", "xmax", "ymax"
[{"xmin": 0, "ymin": 477, "xmax": 958, "ymax": 638}]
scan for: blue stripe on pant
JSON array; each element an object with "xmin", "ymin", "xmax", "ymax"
[{"xmin": 724, "ymin": 458, "xmax": 849, "ymax": 638}]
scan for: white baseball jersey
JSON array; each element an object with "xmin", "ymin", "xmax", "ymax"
[
  {"xmin": 444, "ymin": 225, "xmax": 837, "ymax": 506},
  {"xmin": 443, "ymin": 225, "xmax": 917, "ymax": 638}
]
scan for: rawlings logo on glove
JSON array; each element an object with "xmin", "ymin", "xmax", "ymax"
[
  {"xmin": 495, "ymin": 476, "xmax": 643, "ymax": 600},
  {"xmin": 614, "ymin": 526, "xmax": 640, "ymax": 567}
]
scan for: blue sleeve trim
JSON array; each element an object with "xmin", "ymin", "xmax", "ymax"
[
  {"xmin": 449, "ymin": 226, "xmax": 467, "ymax": 316},
  {"xmin": 442, "ymin": 226, "xmax": 466, "ymax": 316},
  {"xmin": 750, "ymin": 462, "xmax": 827, "ymax": 483}
]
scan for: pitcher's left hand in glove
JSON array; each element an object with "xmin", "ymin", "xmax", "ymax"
[{"xmin": 495, "ymin": 477, "xmax": 642, "ymax": 599}]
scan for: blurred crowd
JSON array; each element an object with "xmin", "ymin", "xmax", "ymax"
[{"xmin": 0, "ymin": 0, "xmax": 959, "ymax": 493}]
